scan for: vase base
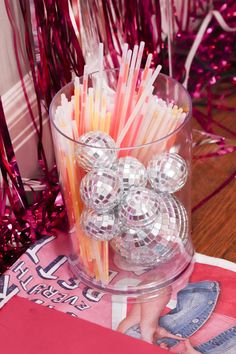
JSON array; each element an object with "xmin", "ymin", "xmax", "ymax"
[{"xmin": 69, "ymin": 249, "xmax": 194, "ymax": 302}]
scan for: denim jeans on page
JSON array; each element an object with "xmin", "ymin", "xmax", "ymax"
[
  {"xmin": 126, "ymin": 281, "xmax": 220, "ymax": 347},
  {"xmin": 195, "ymin": 326, "xmax": 236, "ymax": 354}
]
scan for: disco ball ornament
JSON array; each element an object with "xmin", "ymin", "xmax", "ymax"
[
  {"xmin": 80, "ymin": 169, "xmax": 122, "ymax": 212},
  {"xmin": 111, "ymin": 193, "xmax": 188, "ymax": 266},
  {"xmin": 158, "ymin": 193, "xmax": 188, "ymax": 243},
  {"xmin": 81, "ymin": 209, "xmax": 119, "ymax": 241},
  {"xmin": 170, "ymin": 195, "xmax": 189, "ymax": 245},
  {"xmin": 111, "ymin": 224, "xmax": 171, "ymax": 266},
  {"xmin": 76, "ymin": 131, "xmax": 117, "ymax": 172},
  {"xmin": 119, "ymin": 187, "xmax": 160, "ymax": 228},
  {"xmin": 147, "ymin": 153, "xmax": 188, "ymax": 193},
  {"xmin": 113, "ymin": 156, "xmax": 147, "ymax": 192}
]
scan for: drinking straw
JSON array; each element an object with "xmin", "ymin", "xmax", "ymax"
[
  {"xmin": 159, "ymin": 104, "xmax": 186, "ymax": 148},
  {"xmin": 134, "ymin": 101, "xmax": 166, "ymax": 161},
  {"xmin": 166, "ymin": 110, "xmax": 187, "ymax": 150},
  {"xmin": 103, "ymin": 241, "xmax": 109, "ymax": 282},
  {"xmin": 143, "ymin": 53, "xmax": 153, "ymax": 75},
  {"xmin": 54, "ymin": 95, "xmax": 111, "ymax": 283},
  {"xmin": 67, "ymin": 100, "xmax": 74, "ymax": 129},
  {"xmin": 91, "ymin": 239, "xmax": 104, "ymax": 281},
  {"xmin": 116, "ymin": 64, "xmax": 162, "ymax": 147},
  {"xmin": 94, "ymin": 43, "xmax": 104, "ymax": 131},
  {"xmin": 110, "ymin": 44, "xmax": 129, "ymax": 139},
  {"xmin": 57, "ymin": 101, "xmax": 73, "ymax": 139},
  {"xmin": 61, "ymin": 93, "xmax": 68, "ymax": 106},
  {"xmin": 104, "ymin": 111, "xmax": 111, "ymax": 134},
  {"xmin": 119, "ymin": 42, "xmax": 145, "ymax": 138},
  {"xmin": 85, "ymin": 106, "xmax": 111, "ymax": 277},
  {"xmin": 99, "ymin": 91, "xmax": 107, "ymax": 132},
  {"xmin": 149, "ymin": 105, "xmax": 173, "ymax": 147},
  {"xmin": 126, "ymin": 95, "xmax": 152, "ymax": 148},
  {"xmin": 87, "ymin": 87, "xmax": 94, "ymax": 131},
  {"xmin": 137, "ymin": 54, "xmax": 153, "ymax": 100},
  {"xmin": 130, "ymin": 104, "xmax": 159, "ymax": 161},
  {"xmin": 132, "ymin": 97, "xmax": 157, "ymax": 147},
  {"xmin": 74, "ymin": 76, "xmax": 80, "ymax": 130},
  {"xmin": 72, "ymin": 120, "xmax": 78, "ymax": 139},
  {"xmin": 146, "ymin": 103, "xmax": 166, "ymax": 144},
  {"xmin": 56, "ymin": 99, "xmax": 106, "ymax": 280},
  {"xmin": 79, "ymin": 44, "xmax": 111, "ymax": 282},
  {"xmin": 112, "ymin": 49, "xmax": 132, "ymax": 139},
  {"xmin": 134, "ymin": 41, "xmax": 145, "ymax": 75},
  {"xmin": 125, "ymin": 41, "xmax": 145, "ymax": 119},
  {"xmin": 116, "ymin": 85, "xmax": 154, "ymax": 147},
  {"xmin": 138, "ymin": 106, "xmax": 187, "ymax": 162},
  {"xmin": 116, "ymin": 45, "xmax": 138, "ymax": 137},
  {"xmin": 80, "ymin": 65, "xmax": 88, "ymax": 135},
  {"xmin": 113, "ymin": 82, "xmax": 125, "ymax": 138}
]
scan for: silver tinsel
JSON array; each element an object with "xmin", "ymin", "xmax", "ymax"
[
  {"xmin": 80, "ymin": 169, "xmax": 122, "ymax": 212},
  {"xmin": 147, "ymin": 153, "xmax": 188, "ymax": 193},
  {"xmin": 81, "ymin": 209, "xmax": 119, "ymax": 241},
  {"xmin": 76, "ymin": 131, "xmax": 117, "ymax": 172}
]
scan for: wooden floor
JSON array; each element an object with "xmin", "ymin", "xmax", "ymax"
[{"xmin": 191, "ymin": 98, "xmax": 236, "ymax": 262}]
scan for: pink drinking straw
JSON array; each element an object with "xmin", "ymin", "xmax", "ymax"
[{"xmin": 116, "ymin": 64, "xmax": 162, "ymax": 147}]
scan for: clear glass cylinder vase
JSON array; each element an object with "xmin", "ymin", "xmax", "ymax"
[{"xmin": 49, "ymin": 71, "xmax": 193, "ymax": 299}]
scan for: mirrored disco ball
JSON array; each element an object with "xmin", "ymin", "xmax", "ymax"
[
  {"xmin": 80, "ymin": 169, "xmax": 122, "ymax": 212},
  {"xmin": 150, "ymin": 193, "xmax": 188, "ymax": 245},
  {"xmin": 171, "ymin": 195, "xmax": 189, "ymax": 245},
  {"xmin": 113, "ymin": 156, "xmax": 147, "ymax": 192},
  {"xmin": 147, "ymin": 153, "xmax": 188, "ymax": 193},
  {"xmin": 77, "ymin": 131, "xmax": 117, "ymax": 172},
  {"xmin": 112, "ymin": 194, "xmax": 188, "ymax": 266},
  {"xmin": 81, "ymin": 209, "xmax": 119, "ymax": 241},
  {"xmin": 119, "ymin": 187, "xmax": 160, "ymax": 228},
  {"xmin": 111, "ymin": 223, "xmax": 171, "ymax": 266}
]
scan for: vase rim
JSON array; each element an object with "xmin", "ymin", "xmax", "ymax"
[{"xmin": 49, "ymin": 71, "xmax": 192, "ymax": 151}]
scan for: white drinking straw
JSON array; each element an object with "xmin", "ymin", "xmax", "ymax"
[
  {"xmin": 125, "ymin": 41, "xmax": 145, "ymax": 121},
  {"xmin": 117, "ymin": 45, "xmax": 139, "ymax": 136}
]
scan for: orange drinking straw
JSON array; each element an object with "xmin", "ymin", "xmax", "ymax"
[
  {"xmin": 87, "ymin": 87, "xmax": 94, "ymax": 131},
  {"xmin": 104, "ymin": 111, "xmax": 111, "ymax": 134},
  {"xmin": 55, "ymin": 91, "xmax": 110, "ymax": 283},
  {"xmin": 102, "ymin": 241, "xmax": 109, "ymax": 283}
]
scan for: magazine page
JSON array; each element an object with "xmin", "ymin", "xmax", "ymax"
[{"xmin": 1, "ymin": 232, "xmax": 236, "ymax": 354}]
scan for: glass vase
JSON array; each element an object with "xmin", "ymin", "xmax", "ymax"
[{"xmin": 49, "ymin": 70, "xmax": 193, "ymax": 299}]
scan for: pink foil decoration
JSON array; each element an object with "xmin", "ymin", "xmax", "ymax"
[
  {"xmin": 20, "ymin": 0, "xmax": 85, "ymax": 108},
  {"xmin": 0, "ymin": 95, "xmax": 67, "ymax": 273}
]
